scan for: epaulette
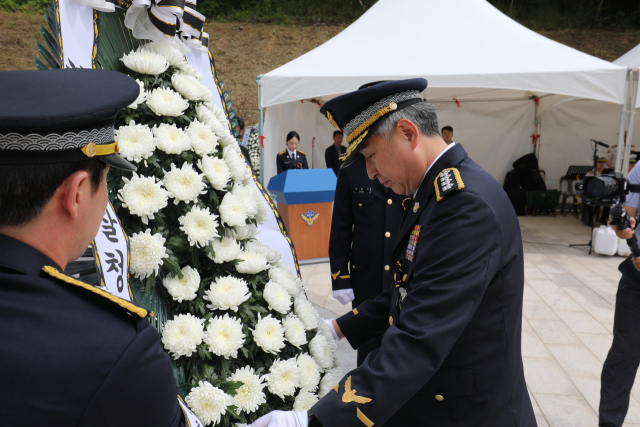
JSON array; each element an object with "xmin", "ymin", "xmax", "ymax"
[
  {"xmin": 297, "ymin": 150, "xmax": 306, "ymax": 155},
  {"xmin": 278, "ymin": 150, "xmax": 286, "ymax": 155},
  {"xmin": 434, "ymin": 168, "xmax": 465, "ymax": 202},
  {"xmin": 42, "ymin": 266, "xmax": 152, "ymax": 319}
]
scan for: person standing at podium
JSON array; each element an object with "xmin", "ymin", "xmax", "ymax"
[
  {"xmin": 276, "ymin": 130, "xmax": 309, "ymax": 174},
  {"xmin": 325, "ymin": 130, "xmax": 347, "ymax": 175},
  {"xmin": 328, "ymin": 154, "xmax": 405, "ymax": 365}
]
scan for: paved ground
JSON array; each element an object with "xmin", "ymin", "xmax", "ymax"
[{"xmin": 303, "ymin": 214, "xmax": 639, "ymax": 427}]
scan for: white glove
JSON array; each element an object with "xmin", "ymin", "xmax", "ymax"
[
  {"xmin": 323, "ymin": 318, "xmax": 342, "ymax": 341},
  {"xmin": 333, "ymin": 288, "xmax": 355, "ymax": 305},
  {"xmin": 246, "ymin": 410, "xmax": 308, "ymax": 427}
]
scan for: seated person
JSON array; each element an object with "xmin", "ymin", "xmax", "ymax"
[
  {"xmin": 277, "ymin": 131, "xmax": 309, "ymax": 174},
  {"xmin": 325, "ymin": 130, "xmax": 346, "ymax": 175}
]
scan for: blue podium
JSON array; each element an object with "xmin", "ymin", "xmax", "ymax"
[{"xmin": 267, "ymin": 169, "xmax": 337, "ymax": 260}]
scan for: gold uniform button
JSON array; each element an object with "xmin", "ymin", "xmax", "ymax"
[
  {"xmin": 352, "ymin": 265, "xmax": 355, "ymax": 269},
  {"xmin": 384, "ymin": 265, "xmax": 390, "ymax": 271},
  {"xmin": 387, "ymin": 199, "xmax": 393, "ymax": 205},
  {"xmin": 85, "ymin": 142, "xmax": 97, "ymax": 157},
  {"xmin": 403, "ymin": 274, "xmax": 407, "ymax": 281},
  {"xmin": 358, "ymin": 203, "xmax": 362, "ymax": 207},
  {"xmin": 435, "ymin": 394, "xmax": 444, "ymax": 401},
  {"xmin": 389, "ymin": 316, "xmax": 393, "ymax": 325},
  {"xmin": 385, "ymin": 232, "xmax": 391, "ymax": 238}
]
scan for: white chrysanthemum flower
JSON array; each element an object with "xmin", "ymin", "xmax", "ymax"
[
  {"xmin": 242, "ymin": 166, "xmax": 255, "ymax": 187},
  {"xmin": 266, "ymin": 357, "xmax": 300, "ymax": 399},
  {"xmin": 232, "ymin": 185, "xmax": 258, "ymax": 219},
  {"xmin": 204, "ymin": 313, "xmax": 245, "ymax": 359},
  {"xmin": 252, "ymin": 314, "xmax": 285, "ymax": 354},
  {"xmin": 162, "ymin": 265, "xmax": 200, "ymax": 303},
  {"xmin": 223, "ymin": 145, "xmax": 247, "ymax": 183},
  {"xmin": 179, "ymin": 205, "xmax": 219, "ymax": 248},
  {"xmin": 115, "ymin": 121, "xmax": 156, "ymax": 162},
  {"xmin": 129, "ymin": 229, "xmax": 168, "ymax": 279},
  {"xmin": 120, "ymin": 48, "xmax": 169, "ymax": 75},
  {"xmin": 203, "ymin": 275, "xmax": 250, "ymax": 312},
  {"xmin": 204, "ymin": 101, "xmax": 229, "ymax": 126},
  {"xmin": 147, "ymin": 87, "xmax": 189, "ymax": 117},
  {"xmin": 245, "ymin": 240, "xmax": 281, "ymax": 264},
  {"xmin": 293, "ymin": 389, "xmax": 319, "ymax": 412},
  {"xmin": 227, "ymin": 224, "xmax": 258, "ymax": 241},
  {"xmin": 297, "ymin": 353, "xmax": 322, "ymax": 391},
  {"xmin": 294, "ymin": 297, "xmax": 319, "ymax": 331},
  {"xmin": 187, "ymin": 119, "xmax": 219, "ymax": 156},
  {"xmin": 263, "ymin": 280, "xmax": 292, "ymax": 314},
  {"xmin": 208, "ymin": 237, "xmax": 242, "ymax": 264},
  {"xmin": 171, "ymin": 73, "xmax": 206, "ymax": 102},
  {"xmin": 161, "ymin": 313, "xmax": 204, "ymax": 359},
  {"xmin": 219, "ymin": 192, "xmax": 248, "ymax": 227},
  {"xmin": 317, "ymin": 319, "xmax": 338, "ymax": 353},
  {"xmin": 153, "ymin": 122, "xmax": 191, "ymax": 155},
  {"xmin": 318, "ymin": 368, "xmax": 343, "ymax": 398},
  {"xmin": 185, "ymin": 381, "xmax": 232, "ymax": 426},
  {"xmin": 227, "ymin": 366, "xmax": 266, "ymax": 414},
  {"xmin": 176, "ymin": 61, "xmax": 203, "ymax": 80},
  {"xmin": 218, "ymin": 132, "xmax": 237, "ymax": 148},
  {"xmin": 309, "ymin": 334, "xmax": 334, "ymax": 370},
  {"xmin": 235, "ymin": 251, "xmax": 268, "ymax": 274},
  {"xmin": 269, "ymin": 266, "xmax": 301, "ymax": 296},
  {"xmin": 142, "ymin": 41, "xmax": 185, "ymax": 66},
  {"xmin": 196, "ymin": 104, "xmax": 225, "ymax": 134},
  {"xmin": 282, "ymin": 314, "xmax": 307, "ymax": 348},
  {"xmin": 163, "ymin": 163, "xmax": 207, "ymax": 205},
  {"xmin": 198, "ymin": 156, "xmax": 231, "ymax": 191},
  {"xmin": 254, "ymin": 190, "xmax": 269, "ymax": 224},
  {"xmin": 118, "ymin": 173, "xmax": 168, "ymax": 224},
  {"xmin": 128, "ymin": 79, "xmax": 147, "ymax": 109}
]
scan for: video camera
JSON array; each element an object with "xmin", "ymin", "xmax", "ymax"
[
  {"xmin": 575, "ymin": 172, "xmax": 630, "ymax": 207},
  {"xmin": 575, "ymin": 173, "xmax": 640, "ymax": 257}
]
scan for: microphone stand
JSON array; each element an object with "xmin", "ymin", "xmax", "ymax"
[{"xmin": 570, "ymin": 140, "xmax": 600, "ymax": 254}]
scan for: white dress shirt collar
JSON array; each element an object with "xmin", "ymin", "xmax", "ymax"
[{"xmin": 413, "ymin": 142, "xmax": 456, "ymax": 198}]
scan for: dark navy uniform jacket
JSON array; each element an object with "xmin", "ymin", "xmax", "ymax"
[
  {"xmin": 329, "ymin": 155, "xmax": 405, "ymax": 365},
  {"xmin": 276, "ymin": 150, "xmax": 309, "ymax": 174},
  {"xmin": 0, "ymin": 235, "xmax": 183, "ymax": 427},
  {"xmin": 325, "ymin": 144, "xmax": 347, "ymax": 175},
  {"xmin": 313, "ymin": 144, "xmax": 535, "ymax": 427},
  {"xmin": 329, "ymin": 155, "xmax": 405, "ymax": 307}
]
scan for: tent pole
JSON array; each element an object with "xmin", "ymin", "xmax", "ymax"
[
  {"xmin": 623, "ymin": 69, "xmax": 639, "ymax": 178},
  {"xmin": 256, "ymin": 74, "xmax": 265, "ymax": 186},
  {"xmin": 615, "ymin": 69, "xmax": 631, "ymax": 173}
]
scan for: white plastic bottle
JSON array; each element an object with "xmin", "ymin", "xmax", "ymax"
[
  {"xmin": 593, "ymin": 226, "xmax": 619, "ymax": 256},
  {"xmin": 618, "ymin": 238, "xmax": 632, "ymax": 257}
]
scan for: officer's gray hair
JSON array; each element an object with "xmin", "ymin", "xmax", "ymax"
[{"xmin": 371, "ymin": 102, "xmax": 440, "ymax": 141}]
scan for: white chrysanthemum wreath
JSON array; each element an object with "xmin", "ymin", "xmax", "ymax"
[{"xmin": 108, "ymin": 41, "xmax": 342, "ymax": 426}]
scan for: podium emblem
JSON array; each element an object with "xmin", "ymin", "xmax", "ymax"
[{"xmin": 301, "ymin": 210, "xmax": 320, "ymax": 227}]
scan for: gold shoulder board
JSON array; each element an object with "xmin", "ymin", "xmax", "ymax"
[
  {"xmin": 42, "ymin": 266, "xmax": 152, "ymax": 319},
  {"xmin": 278, "ymin": 150, "xmax": 286, "ymax": 155},
  {"xmin": 298, "ymin": 150, "xmax": 306, "ymax": 155},
  {"xmin": 434, "ymin": 168, "xmax": 465, "ymax": 202}
]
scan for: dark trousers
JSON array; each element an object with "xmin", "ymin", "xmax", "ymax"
[{"xmin": 600, "ymin": 275, "xmax": 640, "ymax": 427}]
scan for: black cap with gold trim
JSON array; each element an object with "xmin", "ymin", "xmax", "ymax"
[
  {"xmin": 0, "ymin": 69, "xmax": 139, "ymax": 171},
  {"xmin": 319, "ymin": 78, "xmax": 427, "ymax": 168}
]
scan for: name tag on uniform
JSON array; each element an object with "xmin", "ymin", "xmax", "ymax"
[{"xmin": 353, "ymin": 187, "xmax": 371, "ymax": 194}]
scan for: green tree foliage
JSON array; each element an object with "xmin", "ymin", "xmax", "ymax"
[{"xmin": 488, "ymin": 0, "xmax": 640, "ymax": 30}]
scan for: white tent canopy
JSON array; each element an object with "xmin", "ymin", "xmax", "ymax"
[
  {"xmin": 614, "ymin": 43, "xmax": 640, "ymax": 108},
  {"xmin": 258, "ymin": 0, "xmax": 628, "ymax": 187}
]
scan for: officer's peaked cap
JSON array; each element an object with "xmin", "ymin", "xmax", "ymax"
[
  {"xmin": 319, "ymin": 78, "xmax": 427, "ymax": 168},
  {"xmin": 0, "ymin": 69, "xmax": 140, "ymax": 171}
]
